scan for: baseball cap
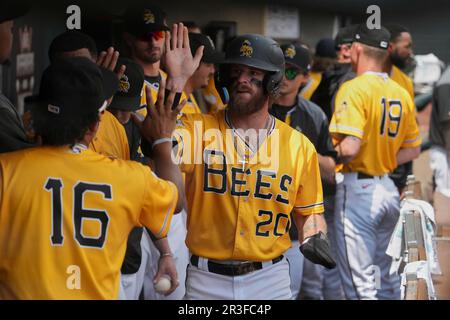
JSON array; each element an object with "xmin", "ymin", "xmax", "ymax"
[
  {"xmin": 122, "ymin": 4, "xmax": 170, "ymax": 38},
  {"xmin": 189, "ymin": 33, "xmax": 224, "ymax": 64},
  {"xmin": 48, "ymin": 30, "xmax": 98, "ymax": 62},
  {"xmin": 109, "ymin": 58, "xmax": 145, "ymax": 111},
  {"xmin": 353, "ymin": 24, "xmax": 391, "ymax": 50},
  {"xmin": 334, "ymin": 25, "xmax": 357, "ymax": 48},
  {"xmin": 38, "ymin": 57, "xmax": 119, "ymax": 120},
  {"xmin": 0, "ymin": 0, "xmax": 30, "ymax": 24},
  {"xmin": 281, "ymin": 44, "xmax": 312, "ymax": 73},
  {"xmin": 315, "ymin": 38, "xmax": 337, "ymax": 59}
]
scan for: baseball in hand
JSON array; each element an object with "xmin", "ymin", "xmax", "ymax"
[{"xmin": 154, "ymin": 275, "xmax": 171, "ymax": 293}]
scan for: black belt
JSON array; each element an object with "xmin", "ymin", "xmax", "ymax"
[
  {"xmin": 357, "ymin": 172, "xmax": 374, "ymax": 180},
  {"xmin": 190, "ymin": 255, "xmax": 283, "ymax": 277}
]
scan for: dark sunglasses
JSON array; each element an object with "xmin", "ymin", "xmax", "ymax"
[
  {"xmin": 138, "ymin": 31, "xmax": 165, "ymax": 41},
  {"xmin": 285, "ymin": 68, "xmax": 301, "ymax": 80}
]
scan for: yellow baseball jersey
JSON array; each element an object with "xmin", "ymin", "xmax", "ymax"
[
  {"xmin": 330, "ymin": 72, "xmax": 421, "ymax": 176},
  {"xmin": 300, "ymin": 71, "xmax": 322, "ymax": 100},
  {"xmin": 89, "ymin": 110, "xmax": 130, "ymax": 160},
  {"xmin": 391, "ymin": 65, "xmax": 414, "ymax": 100},
  {"xmin": 0, "ymin": 146, "xmax": 177, "ymax": 299},
  {"xmin": 182, "ymin": 94, "xmax": 202, "ymax": 115},
  {"xmin": 138, "ymin": 70, "xmax": 190, "ymax": 117},
  {"xmin": 202, "ymin": 77, "xmax": 227, "ymax": 114},
  {"xmin": 174, "ymin": 110, "xmax": 324, "ymax": 261}
]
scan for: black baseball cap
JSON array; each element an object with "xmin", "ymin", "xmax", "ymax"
[
  {"xmin": 334, "ymin": 25, "xmax": 357, "ymax": 48},
  {"xmin": 353, "ymin": 24, "xmax": 391, "ymax": 50},
  {"xmin": 281, "ymin": 44, "xmax": 312, "ymax": 72},
  {"xmin": 109, "ymin": 58, "xmax": 145, "ymax": 111},
  {"xmin": 315, "ymin": 38, "xmax": 337, "ymax": 59},
  {"xmin": 48, "ymin": 30, "xmax": 98, "ymax": 62},
  {"xmin": 189, "ymin": 33, "xmax": 224, "ymax": 64},
  {"xmin": 123, "ymin": 4, "xmax": 170, "ymax": 37},
  {"xmin": 38, "ymin": 57, "xmax": 119, "ymax": 120},
  {"xmin": 0, "ymin": 0, "xmax": 30, "ymax": 24}
]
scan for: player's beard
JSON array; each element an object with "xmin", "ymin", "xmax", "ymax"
[
  {"xmin": 228, "ymin": 83, "xmax": 268, "ymax": 116},
  {"xmin": 135, "ymin": 46, "xmax": 163, "ymax": 64},
  {"xmin": 390, "ymin": 50, "xmax": 408, "ymax": 70}
]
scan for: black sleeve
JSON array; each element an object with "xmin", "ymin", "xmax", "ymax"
[
  {"xmin": 0, "ymin": 109, "xmax": 34, "ymax": 153},
  {"xmin": 316, "ymin": 113, "xmax": 337, "ymax": 160}
]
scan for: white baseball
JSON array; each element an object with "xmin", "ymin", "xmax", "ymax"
[{"xmin": 154, "ymin": 275, "xmax": 171, "ymax": 293}]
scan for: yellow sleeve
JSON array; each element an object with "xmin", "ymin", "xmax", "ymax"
[
  {"xmin": 89, "ymin": 111, "xmax": 130, "ymax": 160},
  {"xmin": 173, "ymin": 113, "xmax": 200, "ymax": 174},
  {"xmin": 138, "ymin": 166, "xmax": 178, "ymax": 238},
  {"xmin": 401, "ymin": 95, "xmax": 422, "ymax": 148},
  {"xmin": 294, "ymin": 140, "xmax": 324, "ymax": 216},
  {"xmin": 330, "ymin": 82, "xmax": 366, "ymax": 139}
]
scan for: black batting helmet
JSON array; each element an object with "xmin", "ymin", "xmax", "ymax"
[{"xmin": 218, "ymin": 34, "xmax": 285, "ymax": 96}]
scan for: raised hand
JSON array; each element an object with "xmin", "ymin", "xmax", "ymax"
[
  {"xmin": 164, "ymin": 22, "xmax": 204, "ymax": 92},
  {"xmin": 96, "ymin": 46, "xmax": 126, "ymax": 80},
  {"xmin": 131, "ymin": 79, "xmax": 185, "ymax": 143}
]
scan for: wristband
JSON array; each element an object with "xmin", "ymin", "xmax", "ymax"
[
  {"xmin": 160, "ymin": 252, "xmax": 173, "ymax": 258},
  {"xmin": 152, "ymin": 138, "xmax": 172, "ymax": 149}
]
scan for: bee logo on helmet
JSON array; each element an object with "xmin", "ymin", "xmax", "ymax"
[
  {"xmin": 240, "ymin": 40, "xmax": 253, "ymax": 58},
  {"xmin": 119, "ymin": 75, "xmax": 130, "ymax": 93},
  {"xmin": 284, "ymin": 46, "xmax": 296, "ymax": 59},
  {"xmin": 143, "ymin": 9, "xmax": 155, "ymax": 24}
]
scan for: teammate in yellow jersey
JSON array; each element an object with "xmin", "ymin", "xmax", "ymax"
[
  {"xmin": 300, "ymin": 38, "xmax": 337, "ymax": 100},
  {"xmin": 385, "ymin": 24, "xmax": 415, "ymax": 100},
  {"xmin": 121, "ymin": 5, "xmax": 196, "ymax": 300},
  {"xmin": 300, "ymin": 70, "xmax": 321, "ymax": 100},
  {"xmin": 0, "ymin": 55, "xmax": 189, "ymax": 299},
  {"xmin": 203, "ymin": 77, "xmax": 228, "ymax": 114},
  {"xmin": 147, "ymin": 34, "xmax": 335, "ymax": 300},
  {"xmin": 182, "ymin": 32, "xmax": 223, "ymax": 115},
  {"xmin": 330, "ymin": 24, "xmax": 421, "ymax": 300},
  {"xmin": 47, "ymin": 30, "xmax": 130, "ymax": 161},
  {"xmin": 385, "ymin": 24, "xmax": 416, "ymax": 193}
]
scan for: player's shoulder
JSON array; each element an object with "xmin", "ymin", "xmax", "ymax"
[
  {"xmin": 275, "ymin": 117, "xmax": 316, "ymax": 152},
  {"xmin": 296, "ymin": 97, "xmax": 328, "ymax": 123},
  {"xmin": 159, "ymin": 69, "xmax": 168, "ymax": 79},
  {"xmin": 337, "ymin": 73, "xmax": 369, "ymax": 95},
  {"xmin": 178, "ymin": 109, "xmax": 222, "ymax": 128},
  {"xmin": 101, "ymin": 110, "xmax": 123, "ymax": 129},
  {"xmin": 386, "ymin": 77, "xmax": 414, "ymax": 101},
  {"xmin": 0, "ymin": 145, "xmax": 35, "ymax": 163}
]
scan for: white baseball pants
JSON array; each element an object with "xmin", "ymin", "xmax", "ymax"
[
  {"xmin": 334, "ymin": 173, "xmax": 401, "ymax": 300},
  {"xmin": 184, "ymin": 256, "xmax": 292, "ymax": 300}
]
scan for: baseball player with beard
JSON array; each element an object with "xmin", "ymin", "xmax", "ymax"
[
  {"xmin": 121, "ymin": 4, "xmax": 194, "ymax": 300},
  {"xmin": 385, "ymin": 24, "xmax": 417, "ymax": 194},
  {"xmin": 330, "ymin": 24, "xmax": 421, "ymax": 300},
  {"xmin": 142, "ymin": 34, "xmax": 336, "ymax": 300}
]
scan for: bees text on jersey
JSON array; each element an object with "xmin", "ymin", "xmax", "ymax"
[
  {"xmin": 0, "ymin": 146, "xmax": 177, "ymax": 299},
  {"xmin": 174, "ymin": 110, "xmax": 324, "ymax": 262},
  {"xmin": 330, "ymin": 72, "xmax": 421, "ymax": 176}
]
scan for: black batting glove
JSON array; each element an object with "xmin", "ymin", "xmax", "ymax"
[{"xmin": 300, "ymin": 231, "xmax": 337, "ymax": 269}]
